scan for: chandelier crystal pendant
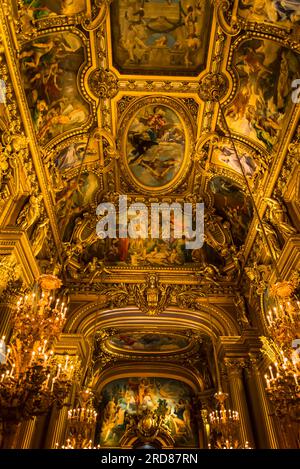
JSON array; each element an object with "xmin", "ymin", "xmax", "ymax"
[{"xmin": 0, "ymin": 275, "xmax": 78, "ymax": 427}]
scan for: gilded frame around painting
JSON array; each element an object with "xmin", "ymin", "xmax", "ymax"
[{"xmin": 118, "ymin": 95, "xmax": 194, "ymax": 194}]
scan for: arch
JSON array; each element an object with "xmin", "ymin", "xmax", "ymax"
[
  {"xmin": 65, "ymin": 304, "xmax": 240, "ymax": 339},
  {"xmin": 94, "ymin": 365, "xmax": 205, "ymax": 449},
  {"xmin": 92, "ymin": 362, "xmax": 206, "ymax": 395}
]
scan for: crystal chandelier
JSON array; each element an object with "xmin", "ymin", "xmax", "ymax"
[
  {"xmin": 265, "ymin": 280, "xmax": 300, "ymax": 347},
  {"xmin": 58, "ymin": 389, "xmax": 98, "ymax": 449},
  {"xmin": 262, "ymin": 275, "xmax": 300, "ymax": 422},
  {"xmin": 262, "ymin": 336, "xmax": 300, "ymax": 416},
  {"xmin": 0, "ymin": 275, "xmax": 78, "ymax": 431},
  {"xmin": 208, "ymin": 391, "xmax": 250, "ymax": 449}
]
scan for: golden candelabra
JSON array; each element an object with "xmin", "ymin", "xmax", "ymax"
[
  {"xmin": 0, "ymin": 275, "xmax": 78, "ymax": 430},
  {"xmin": 263, "ymin": 280, "xmax": 300, "ymax": 404},
  {"xmin": 58, "ymin": 440, "xmax": 100, "ymax": 450},
  {"xmin": 261, "ymin": 279, "xmax": 300, "ymax": 447},
  {"xmin": 209, "ymin": 391, "xmax": 250, "ymax": 449},
  {"xmin": 265, "ymin": 281, "xmax": 300, "ymax": 346},
  {"xmin": 60, "ymin": 389, "xmax": 98, "ymax": 449},
  {"xmin": 262, "ymin": 336, "xmax": 300, "ymax": 415}
]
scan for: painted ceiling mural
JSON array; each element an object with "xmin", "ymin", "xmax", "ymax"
[
  {"xmin": 1, "ymin": 2, "xmax": 299, "ymax": 449},
  {"xmin": 110, "ymin": 0, "xmax": 213, "ymax": 75},
  {"xmin": 107, "ymin": 332, "xmax": 190, "ymax": 352},
  {"xmin": 19, "ymin": 31, "xmax": 91, "ymax": 145},
  {"xmin": 125, "ymin": 104, "xmax": 186, "ymax": 189},
  {"xmin": 238, "ymin": 0, "xmax": 300, "ymax": 25},
  {"xmin": 209, "ymin": 176, "xmax": 253, "ymax": 246},
  {"xmin": 1, "ymin": 0, "xmax": 298, "ymax": 279},
  {"xmin": 225, "ymin": 37, "xmax": 300, "ymax": 151},
  {"xmin": 210, "ymin": 139, "xmax": 259, "ymax": 177},
  {"xmin": 97, "ymin": 377, "xmax": 198, "ymax": 447},
  {"xmin": 21, "ymin": 0, "xmax": 87, "ymax": 19}
]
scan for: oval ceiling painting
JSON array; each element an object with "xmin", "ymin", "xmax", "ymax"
[
  {"xmin": 107, "ymin": 332, "xmax": 190, "ymax": 354},
  {"xmin": 124, "ymin": 103, "xmax": 188, "ymax": 191}
]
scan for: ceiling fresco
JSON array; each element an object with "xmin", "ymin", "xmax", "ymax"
[
  {"xmin": 19, "ymin": 31, "xmax": 91, "ymax": 145},
  {"xmin": 225, "ymin": 37, "xmax": 300, "ymax": 151},
  {"xmin": 237, "ymin": 0, "xmax": 300, "ymax": 25},
  {"xmin": 1, "ymin": 2, "xmax": 299, "ymax": 450},
  {"xmin": 210, "ymin": 139, "xmax": 260, "ymax": 178},
  {"xmin": 107, "ymin": 332, "xmax": 190, "ymax": 353},
  {"xmin": 109, "ymin": 0, "xmax": 213, "ymax": 76},
  {"xmin": 54, "ymin": 137, "xmax": 99, "ymax": 172},
  {"xmin": 21, "ymin": 0, "xmax": 87, "ymax": 19},
  {"xmin": 1, "ymin": 0, "xmax": 298, "ymax": 280},
  {"xmin": 125, "ymin": 103, "xmax": 186, "ymax": 189},
  {"xmin": 209, "ymin": 176, "xmax": 253, "ymax": 247},
  {"xmin": 97, "ymin": 377, "xmax": 198, "ymax": 447}
]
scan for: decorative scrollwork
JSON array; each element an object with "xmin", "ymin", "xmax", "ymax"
[
  {"xmin": 88, "ymin": 68, "xmax": 118, "ymax": 100},
  {"xmin": 215, "ymin": 0, "xmax": 242, "ymax": 37},
  {"xmin": 198, "ymin": 73, "xmax": 229, "ymax": 102},
  {"xmin": 81, "ymin": 0, "xmax": 111, "ymax": 31}
]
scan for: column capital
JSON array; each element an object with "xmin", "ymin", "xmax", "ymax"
[
  {"xmin": 0, "ymin": 278, "xmax": 25, "ymax": 304},
  {"xmin": 0, "ymin": 229, "xmax": 40, "ymax": 286},
  {"xmin": 223, "ymin": 357, "xmax": 246, "ymax": 376}
]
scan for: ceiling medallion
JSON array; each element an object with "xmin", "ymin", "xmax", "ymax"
[
  {"xmin": 198, "ymin": 72, "xmax": 229, "ymax": 102},
  {"xmin": 88, "ymin": 68, "xmax": 118, "ymax": 99},
  {"xmin": 119, "ymin": 96, "xmax": 194, "ymax": 193}
]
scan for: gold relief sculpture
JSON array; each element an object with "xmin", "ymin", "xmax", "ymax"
[
  {"xmin": 0, "ymin": 255, "xmax": 21, "ymax": 293},
  {"xmin": 83, "ymin": 257, "xmax": 111, "ymax": 283},
  {"xmin": 195, "ymin": 264, "xmax": 221, "ymax": 285},
  {"xmin": 198, "ymin": 72, "xmax": 229, "ymax": 102},
  {"xmin": 215, "ymin": 0, "xmax": 241, "ymax": 36},
  {"xmin": 245, "ymin": 261, "xmax": 271, "ymax": 294},
  {"xmin": 82, "ymin": 0, "xmax": 111, "ymax": 31},
  {"xmin": 264, "ymin": 197, "xmax": 297, "ymax": 238},
  {"xmin": 256, "ymin": 220, "xmax": 282, "ymax": 260},
  {"xmin": 233, "ymin": 292, "xmax": 251, "ymax": 329},
  {"xmin": 134, "ymin": 273, "xmax": 172, "ymax": 316},
  {"xmin": 16, "ymin": 193, "xmax": 43, "ymax": 230},
  {"xmin": 31, "ymin": 217, "xmax": 50, "ymax": 256},
  {"xmin": 88, "ymin": 68, "xmax": 118, "ymax": 99}
]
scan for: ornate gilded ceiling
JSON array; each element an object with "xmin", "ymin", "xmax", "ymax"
[
  {"xmin": 0, "ymin": 0, "xmax": 299, "ymax": 287},
  {"xmin": 0, "ymin": 2, "xmax": 299, "ymax": 451}
]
